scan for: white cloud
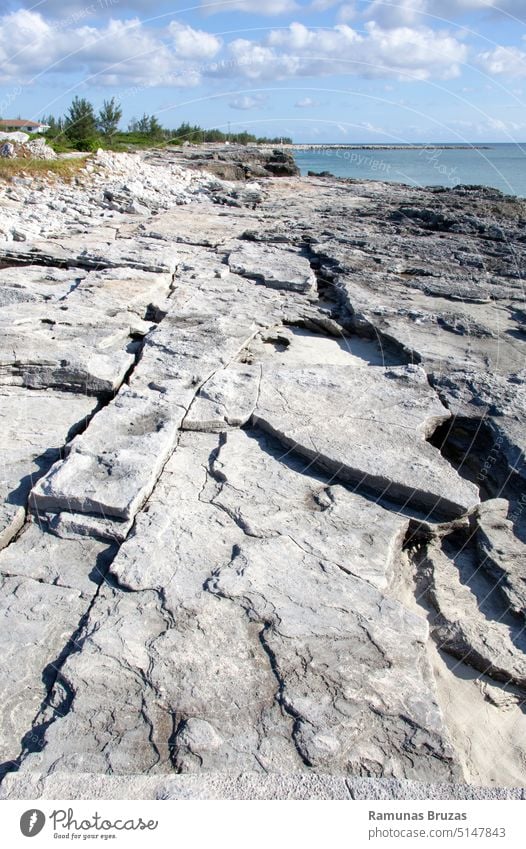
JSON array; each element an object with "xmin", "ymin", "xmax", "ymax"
[
  {"xmin": 17, "ymin": 0, "xmax": 153, "ymax": 15},
  {"xmin": 0, "ymin": 11, "xmax": 221, "ymax": 88},
  {"xmin": 337, "ymin": 3, "xmax": 358, "ymax": 23},
  {"xmin": 448, "ymin": 116, "xmax": 525, "ymax": 137},
  {"xmin": 477, "ymin": 45, "xmax": 526, "ymax": 78},
  {"xmin": 218, "ymin": 21, "xmax": 468, "ymax": 82},
  {"xmin": 310, "ymin": 0, "xmax": 341, "ymax": 10},
  {"xmin": 365, "ymin": 0, "xmax": 427, "ymax": 28},
  {"xmin": 229, "ymin": 94, "xmax": 268, "ymax": 109},
  {"xmin": 363, "ymin": 1, "xmax": 526, "ymax": 28},
  {"xmin": 18, "ymin": 0, "xmax": 299, "ymax": 14},
  {"xmin": 71, "ymin": 18, "xmax": 202, "ymax": 87},
  {"xmin": 3, "ymin": 3, "xmax": 520, "ymax": 100},
  {"xmin": 0, "ymin": 10, "xmax": 57, "ymax": 79},
  {"xmin": 295, "ymin": 96, "xmax": 321, "ymax": 106},
  {"xmin": 168, "ymin": 22, "xmax": 222, "ymax": 59},
  {"xmin": 15, "ymin": 0, "xmax": 526, "ymax": 24},
  {"xmin": 360, "ymin": 120, "xmax": 387, "ymax": 134},
  {"xmin": 204, "ymin": 0, "xmax": 298, "ymax": 13}
]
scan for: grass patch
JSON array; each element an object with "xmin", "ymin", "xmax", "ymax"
[{"xmin": 0, "ymin": 156, "xmax": 90, "ymax": 182}]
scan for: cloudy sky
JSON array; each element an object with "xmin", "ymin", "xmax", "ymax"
[{"xmin": 1, "ymin": 1, "xmax": 525, "ymax": 141}]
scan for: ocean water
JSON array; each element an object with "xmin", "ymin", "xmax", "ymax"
[{"xmin": 293, "ymin": 144, "xmax": 526, "ymax": 197}]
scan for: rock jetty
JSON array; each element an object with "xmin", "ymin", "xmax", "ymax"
[{"xmin": 0, "ymin": 147, "xmax": 525, "ymax": 800}]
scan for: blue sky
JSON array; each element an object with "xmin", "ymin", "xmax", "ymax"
[{"xmin": 1, "ymin": 1, "xmax": 526, "ymax": 141}]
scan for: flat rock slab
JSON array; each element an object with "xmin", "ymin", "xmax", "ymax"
[
  {"xmin": 210, "ymin": 535, "xmax": 457, "ymax": 778},
  {"xmin": 0, "ymin": 518, "xmax": 116, "ymax": 594},
  {"xmin": 202, "ymin": 429, "xmax": 409, "ymax": 592},
  {"xmin": 0, "ymin": 302, "xmax": 138, "ymax": 395},
  {"xmin": 0, "ymin": 576, "xmax": 89, "ymax": 768},
  {"xmin": 253, "ymin": 364, "xmax": 480, "ymax": 518},
  {"xmin": 0, "ymin": 265, "xmax": 86, "ymax": 307},
  {"xmin": 0, "ymin": 525, "xmax": 116, "ymax": 769},
  {"xmin": 29, "ymin": 309, "xmax": 258, "ymax": 524},
  {"xmin": 228, "ymin": 242, "xmax": 316, "ymax": 294},
  {"xmin": 17, "ymin": 431, "xmax": 454, "ymax": 779},
  {"xmin": 182, "ymin": 363, "xmax": 261, "ymax": 431},
  {"xmin": 66, "ymin": 266, "xmax": 172, "ymax": 319},
  {"xmin": 0, "ymin": 237, "xmax": 178, "ymax": 274},
  {"xmin": 136, "ymin": 311, "xmax": 258, "ymax": 391},
  {"xmin": 30, "ymin": 387, "xmax": 186, "ymax": 521},
  {"xmin": 0, "ymin": 264, "xmax": 170, "ymax": 397},
  {"xmin": 0, "ymin": 387, "xmax": 98, "ymax": 548},
  {"xmin": 134, "ymin": 209, "xmax": 254, "ymax": 248}
]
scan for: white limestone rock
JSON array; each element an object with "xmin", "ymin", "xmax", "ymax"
[
  {"xmin": 475, "ymin": 500, "xmax": 526, "ymax": 622},
  {"xmin": 418, "ymin": 539, "xmax": 526, "ymax": 689},
  {"xmin": 48, "ymin": 511, "xmax": 134, "ymax": 544},
  {"xmin": 197, "ymin": 428, "xmax": 409, "ymax": 591},
  {"xmin": 209, "ymin": 535, "xmax": 458, "ymax": 778},
  {"xmin": 228, "ymin": 242, "xmax": 317, "ymax": 294},
  {"xmin": 2, "ymin": 153, "xmax": 526, "ymax": 794},
  {"xmin": 17, "ymin": 431, "xmax": 455, "ymax": 780},
  {"xmin": 0, "ymin": 310, "xmax": 135, "ymax": 395},
  {"xmin": 0, "ymin": 575, "xmax": 86, "ymax": 768},
  {"xmin": 253, "ymin": 364, "xmax": 480, "ymax": 518},
  {"xmin": 0, "ymin": 265, "xmax": 86, "ymax": 307},
  {"xmin": 30, "ymin": 387, "xmax": 186, "ymax": 521},
  {"xmin": 183, "ymin": 363, "xmax": 261, "ymax": 431},
  {"xmin": 0, "ymin": 387, "xmax": 98, "ymax": 549},
  {"xmin": 0, "ymin": 503, "xmax": 25, "ymax": 550}
]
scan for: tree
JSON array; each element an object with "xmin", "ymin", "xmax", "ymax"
[
  {"xmin": 128, "ymin": 113, "xmax": 164, "ymax": 139},
  {"xmin": 64, "ymin": 97, "xmax": 98, "ymax": 148},
  {"xmin": 148, "ymin": 115, "xmax": 163, "ymax": 139},
  {"xmin": 171, "ymin": 122, "xmax": 202, "ymax": 143},
  {"xmin": 135, "ymin": 113, "xmax": 152, "ymax": 134},
  {"xmin": 98, "ymin": 98, "xmax": 122, "ymax": 138},
  {"xmin": 43, "ymin": 114, "xmax": 63, "ymax": 137}
]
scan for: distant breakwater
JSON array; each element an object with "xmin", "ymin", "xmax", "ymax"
[{"xmin": 288, "ymin": 144, "xmax": 492, "ymax": 151}]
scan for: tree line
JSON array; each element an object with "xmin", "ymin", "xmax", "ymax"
[{"xmin": 41, "ymin": 97, "xmax": 291, "ymax": 151}]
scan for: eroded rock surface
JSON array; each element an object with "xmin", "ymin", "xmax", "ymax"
[
  {"xmin": 1, "ymin": 150, "xmax": 525, "ymax": 797},
  {"xmin": 228, "ymin": 242, "xmax": 316, "ymax": 294},
  {"xmin": 253, "ymin": 364, "xmax": 479, "ymax": 517}
]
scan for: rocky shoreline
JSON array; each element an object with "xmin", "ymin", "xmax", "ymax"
[{"xmin": 0, "ymin": 146, "xmax": 525, "ymax": 799}]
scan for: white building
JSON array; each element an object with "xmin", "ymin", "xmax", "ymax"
[{"xmin": 0, "ymin": 119, "xmax": 50, "ymax": 134}]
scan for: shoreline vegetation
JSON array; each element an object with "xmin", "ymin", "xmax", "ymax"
[
  {"xmin": 37, "ymin": 97, "xmax": 292, "ymax": 154},
  {"xmin": 0, "ymin": 156, "xmax": 89, "ymax": 180}
]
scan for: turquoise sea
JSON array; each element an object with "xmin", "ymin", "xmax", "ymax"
[{"xmin": 293, "ymin": 144, "xmax": 526, "ymax": 197}]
